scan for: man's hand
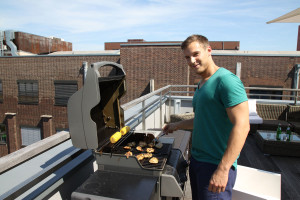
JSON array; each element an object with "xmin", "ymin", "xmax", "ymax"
[
  {"xmin": 208, "ymin": 167, "xmax": 229, "ymax": 193},
  {"xmin": 162, "ymin": 123, "xmax": 178, "ymax": 134},
  {"xmin": 162, "ymin": 118, "xmax": 194, "ymax": 134}
]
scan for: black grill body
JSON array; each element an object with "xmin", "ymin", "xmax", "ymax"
[{"xmin": 68, "ymin": 62, "xmax": 189, "ymax": 200}]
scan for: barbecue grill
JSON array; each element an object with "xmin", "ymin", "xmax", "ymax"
[{"xmin": 67, "ymin": 61, "xmax": 189, "ymax": 200}]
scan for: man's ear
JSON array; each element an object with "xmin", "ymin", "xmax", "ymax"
[{"xmin": 207, "ymin": 46, "xmax": 212, "ymax": 56}]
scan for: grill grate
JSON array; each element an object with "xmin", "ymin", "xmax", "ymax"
[
  {"xmin": 99, "ymin": 131, "xmax": 173, "ymax": 170},
  {"xmin": 138, "ymin": 156, "xmax": 166, "ymax": 170},
  {"xmin": 110, "ymin": 143, "xmax": 172, "ymax": 170}
]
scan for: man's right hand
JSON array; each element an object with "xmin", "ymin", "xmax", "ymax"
[
  {"xmin": 162, "ymin": 123, "xmax": 178, "ymax": 134},
  {"xmin": 162, "ymin": 118, "xmax": 194, "ymax": 134}
]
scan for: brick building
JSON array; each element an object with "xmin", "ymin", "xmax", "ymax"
[
  {"xmin": 0, "ymin": 54, "xmax": 119, "ymax": 155},
  {"xmin": 1, "ymin": 37, "xmax": 300, "ymax": 156},
  {"xmin": 121, "ymin": 43, "xmax": 300, "ymax": 100},
  {"xmin": 105, "ymin": 39, "xmax": 240, "ymax": 50}
]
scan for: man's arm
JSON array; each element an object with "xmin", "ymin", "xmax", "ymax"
[
  {"xmin": 162, "ymin": 118, "xmax": 194, "ymax": 133},
  {"xmin": 208, "ymin": 101, "xmax": 250, "ymax": 193}
]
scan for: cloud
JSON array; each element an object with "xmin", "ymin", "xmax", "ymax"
[{"xmin": 1, "ymin": 0, "xmax": 214, "ymax": 34}]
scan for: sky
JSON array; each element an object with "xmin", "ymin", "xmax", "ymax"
[{"xmin": 1, "ymin": 0, "xmax": 300, "ymax": 51}]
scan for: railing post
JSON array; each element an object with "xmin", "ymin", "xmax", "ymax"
[
  {"xmin": 293, "ymin": 64, "xmax": 300, "ymax": 105},
  {"xmin": 168, "ymin": 87, "xmax": 172, "ymax": 122},
  {"xmin": 142, "ymin": 100, "xmax": 145, "ymax": 130},
  {"xmin": 236, "ymin": 62, "xmax": 241, "ymax": 79},
  {"xmin": 160, "ymin": 92, "xmax": 162, "ymax": 127}
]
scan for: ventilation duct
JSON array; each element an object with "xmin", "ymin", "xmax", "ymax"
[{"xmin": 4, "ymin": 30, "xmax": 18, "ymax": 56}]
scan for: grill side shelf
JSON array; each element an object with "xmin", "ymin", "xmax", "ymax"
[{"xmin": 72, "ymin": 170, "xmax": 158, "ymax": 200}]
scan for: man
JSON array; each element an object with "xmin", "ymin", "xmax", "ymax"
[{"xmin": 163, "ymin": 35, "xmax": 249, "ymax": 200}]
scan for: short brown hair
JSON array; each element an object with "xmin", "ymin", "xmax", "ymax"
[{"xmin": 181, "ymin": 35, "xmax": 210, "ymax": 50}]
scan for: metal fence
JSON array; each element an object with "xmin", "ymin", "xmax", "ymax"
[
  {"xmin": 122, "ymin": 85, "xmax": 300, "ymax": 129},
  {"xmin": 244, "ymin": 87, "xmax": 299, "ymax": 105}
]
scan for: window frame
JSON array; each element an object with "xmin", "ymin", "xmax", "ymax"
[
  {"xmin": 20, "ymin": 126, "xmax": 41, "ymax": 147},
  {"xmin": 0, "ymin": 123, "xmax": 7, "ymax": 144},
  {"xmin": 17, "ymin": 80, "xmax": 39, "ymax": 105},
  {"xmin": 249, "ymin": 85, "xmax": 283, "ymax": 100}
]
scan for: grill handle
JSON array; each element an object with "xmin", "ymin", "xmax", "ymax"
[{"xmin": 91, "ymin": 61, "xmax": 126, "ymax": 77}]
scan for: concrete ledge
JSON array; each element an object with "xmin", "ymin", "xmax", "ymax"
[
  {"xmin": 5, "ymin": 113, "xmax": 16, "ymax": 116},
  {"xmin": 0, "ymin": 131, "xmax": 70, "ymax": 173},
  {"xmin": 40, "ymin": 115, "xmax": 52, "ymax": 118},
  {"xmin": 170, "ymin": 113, "xmax": 194, "ymax": 122}
]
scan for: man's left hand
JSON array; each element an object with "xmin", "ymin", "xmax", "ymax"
[{"xmin": 208, "ymin": 168, "xmax": 229, "ymax": 193}]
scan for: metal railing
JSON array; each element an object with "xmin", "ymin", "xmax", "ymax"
[
  {"xmin": 122, "ymin": 85, "xmax": 170, "ymax": 129},
  {"xmin": 245, "ymin": 87, "xmax": 300, "ymax": 105},
  {"xmin": 122, "ymin": 85, "xmax": 300, "ymax": 129}
]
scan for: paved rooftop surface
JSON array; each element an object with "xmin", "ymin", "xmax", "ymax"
[
  {"xmin": 238, "ymin": 133, "xmax": 300, "ymax": 200},
  {"xmin": 182, "ymin": 132, "xmax": 300, "ymax": 200}
]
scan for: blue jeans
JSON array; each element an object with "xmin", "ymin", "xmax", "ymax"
[{"xmin": 189, "ymin": 156, "xmax": 237, "ymax": 200}]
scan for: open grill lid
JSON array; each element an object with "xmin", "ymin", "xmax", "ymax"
[{"xmin": 67, "ymin": 61, "xmax": 126, "ymax": 149}]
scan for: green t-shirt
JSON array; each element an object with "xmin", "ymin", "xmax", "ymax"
[{"xmin": 191, "ymin": 67, "xmax": 248, "ymax": 169}]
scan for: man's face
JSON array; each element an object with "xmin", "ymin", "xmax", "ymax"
[{"xmin": 183, "ymin": 41, "xmax": 211, "ymax": 75}]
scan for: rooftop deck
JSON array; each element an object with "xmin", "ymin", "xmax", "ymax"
[
  {"xmin": 238, "ymin": 133, "xmax": 300, "ymax": 200},
  {"xmin": 0, "ymin": 85, "xmax": 299, "ymax": 199}
]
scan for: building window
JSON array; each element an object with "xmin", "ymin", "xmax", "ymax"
[
  {"xmin": 249, "ymin": 85, "xmax": 283, "ymax": 100},
  {"xmin": 20, "ymin": 126, "xmax": 41, "ymax": 146},
  {"xmin": 17, "ymin": 80, "xmax": 39, "ymax": 104},
  {"xmin": 0, "ymin": 80, "xmax": 3, "ymax": 103},
  {"xmin": 54, "ymin": 81, "xmax": 78, "ymax": 106},
  {"xmin": 0, "ymin": 124, "xmax": 7, "ymax": 144}
]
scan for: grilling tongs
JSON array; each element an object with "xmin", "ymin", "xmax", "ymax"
[{"xmin": 153, "ymin": 132, "xmax": 165, "ymax": 145}]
